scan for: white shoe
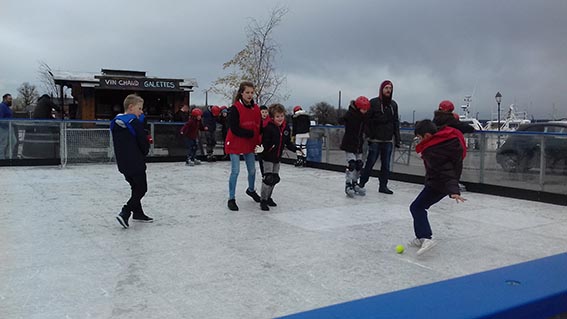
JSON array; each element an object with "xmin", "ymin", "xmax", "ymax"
[
  {"xmin": 353, "ymin": 184, "xmax": 366, "ymax": 196},
  {"xmin": 417, "ymin": 238, "xmax": 437, "ymax": 256},
  {"xmin": 186, "ymin": 160, "xmax": 195, "ymax": 166},
  {"xmin": 194, "ymin": 159, "xmax": 201, "ymax": 165},
  {"xmin": 408, "ymin": 238, "xmax": 424, "ymax": 248}
]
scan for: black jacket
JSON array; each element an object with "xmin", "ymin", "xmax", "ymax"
[
  {"xmin": 340, "ymin": 102, "xmax": 366, "ymax": 153},
  {"xmin": 417, "ymin": 127, "xmax": 465, "ymax": 195},
  {"xmin": 292, "ymin": 112, "xmax": 310, "ymax": 136},
  {"xmin": 365, "ymin": 97, "xmax": 401, "ymax": 145},
  {"xmin": 261, "ymin": 121, "xmax": 297, "ymax": 163},
  {"xmin": 433, "ymin": 111, "xmax": 475, "ymax": 134},
  {"xmin": 33, "ymin": 94, "xmax": 58, "ymax": 119},
  {"xmin": 111, "ymin": 114, "xmax": 150, "ymax": 176},
  {"xmin": 174, "ymin": 110, "xmax": 189, "ymax": 123}
]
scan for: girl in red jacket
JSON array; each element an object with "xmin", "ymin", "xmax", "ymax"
[{"xmin": 225, "ymin": 81, "xmax": 262, "ymax": 211}]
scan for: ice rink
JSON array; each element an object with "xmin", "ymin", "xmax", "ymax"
[{"xmin": 1, "ymin": 162, "xmax": 566, "ymax": 318}]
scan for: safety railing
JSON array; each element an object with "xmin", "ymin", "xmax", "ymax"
[{"xmin": 1, "ymin": 119, "xmax": 566, "ymax": 197}]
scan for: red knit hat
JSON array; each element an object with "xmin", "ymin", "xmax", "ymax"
[{"xmin": 438, "ymin": 100, "xmax": 455, "ymax": 112}]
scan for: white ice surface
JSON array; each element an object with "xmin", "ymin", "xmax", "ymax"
[{"xmin": 1, "ymin": 162, "xmax": 566, "ymax": 318}]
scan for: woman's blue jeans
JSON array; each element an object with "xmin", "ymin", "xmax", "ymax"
[{"xmin": 228, "ymin": 153, "xmax": 256, "ymax": 200}]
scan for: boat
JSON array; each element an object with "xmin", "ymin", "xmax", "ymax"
[
  {"xmin": 483, "ymin": 104, "xmax": 532, "ymax": 150},
  {"xmin": 484, "ymin": 104, "xmax": 531, "ymax": 131}
]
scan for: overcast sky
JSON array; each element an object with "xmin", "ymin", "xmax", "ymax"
[{"xmin": 1, "ymin": 0, "xmax": 566, "ymax": 121}]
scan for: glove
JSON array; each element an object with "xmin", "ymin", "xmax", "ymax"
[
  {"xmin": 147, "ymin": 134, "xmax": 154, "ymax": 144},
  {"xmin": 395, "ymin": 143, "xmax": 401, "ymax": 148},
  {"xmin": 254, "ymin": 145, "xmax": 264, "ymax": 154}
]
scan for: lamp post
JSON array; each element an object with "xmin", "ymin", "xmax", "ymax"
[
  {"xmin": 495, "ymin": 92, "xmax": 502, "ymax": 148},
  {"xmin": 204, "ymin": 88, "xmax": 213, "ymax": 107},
  {"xmin": 412, "ymin": 110, "xmax": 415, "ymax": 126}
]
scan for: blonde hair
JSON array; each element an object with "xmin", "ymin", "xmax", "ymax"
[
  {"xmin": 123, "ymin": 94, "xmax": 144, "ymax": 111},
  {"xmin": 268, "ymin": 103, "xmax": 286, "ymax": 118},
  {"xmin": 232, "ymin": 81, "xmax": 255, "ymax": 105}
]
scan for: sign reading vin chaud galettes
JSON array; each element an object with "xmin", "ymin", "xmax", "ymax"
[{"xmin": 99, "ymin": 77, "xmax": 181, "ymax": 91}]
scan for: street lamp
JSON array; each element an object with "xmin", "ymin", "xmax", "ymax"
[
  {"xmin": 412, "ymin": 110, "xmax": 415, "ymax": 126},
  {"xmin": 495, "ymin": 92, "xmax": 502, "ymax": 148},
  {"xmin": 204, "ymin": 88, "xmax": 213, "ymax": 107}
]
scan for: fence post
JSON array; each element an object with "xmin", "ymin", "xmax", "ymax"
[
  {"xmin": 8, "ymin": 120, "xmax": 13, "ymax": 160},
  {"xmin": 150, "ymin": 122, "xmax": 155, "ymax": 156},
  {"xmin": 539, "ymin": 134, "xmax": 546, "ymax": 191},
  {"xmin": 324, "ymin": 127, "xmax": 330, "ymax": 163},
  {"xmin": 479, "ymin": 133, "xmax": 486, "ymax": 184},
  {"xmin": 60, "ymin": 121, "xmax": 66, "ymax": 168}
]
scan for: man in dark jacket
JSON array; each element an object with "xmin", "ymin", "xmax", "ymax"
[
  {"xmin": 408, "ymin": 119, "xmax": 467, "ymax": 256},
  {"xmin": 110, "ymin": 94, "xmax": 153, "ymax": 228},
  {"xmin": 33, "ymin": 94, "xmax": 59, "ymax": 119},
  {"xmin": 202, "ymin": 105, "xmax": 220, "ymax": 161},
  {"xmin": 359, "ymin": 80, "xmax": 401, "ymax": 194}
]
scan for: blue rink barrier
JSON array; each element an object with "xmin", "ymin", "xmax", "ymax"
[
  {"xmin": 306, "ymin": 139, "xmax": 322, "ymax": 163},
  {"xmin": 277, "ymin": 253, "xmax": 567, "ymax": 319}
]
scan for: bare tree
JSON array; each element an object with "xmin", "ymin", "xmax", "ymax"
[
  {"xmin": 15, "ymin": 82, "xmax": 39, "ymax": 111},
  {"xmin": 213, "ymin": 6, "xmax": 289, "ymax": 105},
  {"xmin": 37, "ymin": 61, "xmax": 59, "ymax": 98},
  {"xmin": 312, "ymin": 101, "xmax": 338, "ymax": 125}
]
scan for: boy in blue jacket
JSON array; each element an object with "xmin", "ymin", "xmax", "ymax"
[{"xmin": 110, "ymin": 94, "xmax": 153, "ymax": 229}]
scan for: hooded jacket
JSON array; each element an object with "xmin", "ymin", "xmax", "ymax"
[
  {"xmin": 292, "ymin": 110, "xmax": 310, "ymax": 136},
  {"xmin": 110, "ymin": 113, "xmax": 149, "ymax": 176},
  {"xmin": 202, "ymin": 108, "xmax": 217, "ymax": 132},
  {"xmin": 180, "ymin": 116, "xmax": 205, "ymax": 139},
  {"xmin": 365, "ymin": 81, "xmax": 401, "ymax": 145},
  {"xmin": 33, "ymin": 94, "xmax": 58, "ymax": 119},
  {"xmin": 415, "ymin": 126, "xmax": 467, "ymax": 195},
  {"xmin": 340, "ymin": 101, "xmax": 367, "ymax": 153},
  {"xmin": 433, "ymin": 110, "xmax": 475, "ymax": 134},
  {"xmin": 261, "ymin": 120, "xmax": 297, "ymax": 163}
]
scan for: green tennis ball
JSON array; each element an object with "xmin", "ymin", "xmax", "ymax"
[{"xmin": 396, "ymin": 245, "xmax": 405, "ymax": 254}]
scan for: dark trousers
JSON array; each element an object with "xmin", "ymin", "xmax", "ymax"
[
  {"xmin": 122, "ymin": 172, "xmax": 148, "ymax": 218},
  {"xmin": 184, "ymin": 138, "xmax": 197, "ymax": 161},
  {"xmin": 360, "ymin": 142, "xmax": 393, "ymax": 188},
  {"xmin": 409, "ymin": 185, "xmax": 447, "ymax": 239},
  {"xmin": 205, "ymin": 131, "xmax": 216, "ymax": 156},
  {"xmin": 258, "ymin": 157, "xmax": 264, "ymax": 176}
]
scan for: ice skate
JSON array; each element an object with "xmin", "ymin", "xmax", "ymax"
[{"xmin": 345, "ymin": 182, "xmax": 356, "ymax": 198}]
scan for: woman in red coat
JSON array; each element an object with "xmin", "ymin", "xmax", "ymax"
[{"xmin": 225, "ymin": 81, "xmax": 262, "ymax": 211}]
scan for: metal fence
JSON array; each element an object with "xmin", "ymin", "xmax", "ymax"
[{"xmin": 1, "ymin": 119, "xmax": 566, "ymax": 196}]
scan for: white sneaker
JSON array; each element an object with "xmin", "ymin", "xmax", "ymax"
[
  {"xmin": 408, "ymin": 238, "xmax": 424, "ymax": 248},
  {"xmin": 417, "ymin": 238, "xmax": 437, "ymax": 256},
  {"xmin": 186, "ymin": 160, "xmax": 195, "ymax": 166},
  {"xmin": 354, "ymin": 184, "xmax": 366, "ymax": 196},
  {"xmin": 194, "ymin": 159, "xmax": 201, "ymax": 165}
]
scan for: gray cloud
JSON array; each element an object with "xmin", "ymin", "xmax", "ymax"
[{"xmin": 1, "ymin": 0, "xmax": 566, "ymax": 121}]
